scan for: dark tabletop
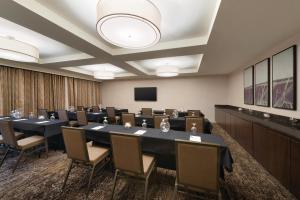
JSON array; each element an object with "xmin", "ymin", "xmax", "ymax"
[{"xmin": 82, "ymin": 123, "xmax": 233, "ymax": 179}]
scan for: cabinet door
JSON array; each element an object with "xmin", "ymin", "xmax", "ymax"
[
  {"xmin": 290, "ymin": 139, "xmax": 300, "ymax": 199},
  {"xmin": 225, "ymin": 113, "xmax": 231, "ymax": 134},
  {"xmin": 235, "ymin": 117, "xmax": 253, "ymax": 155},
  {"xmin": 267, "ymin": 129, "xmax": 290, "ymax": 188},
  {"xmin": 253, "ymin": 123, "xmax": 269, "ymax": 168}
]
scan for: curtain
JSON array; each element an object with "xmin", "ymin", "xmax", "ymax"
[
  {"xmin": 0, "ymin": 65, "xmax": 102, "ymax": 116},
  {"xmin": 67, "ymin": 77, "xmax": 102, "ymax": 107}
]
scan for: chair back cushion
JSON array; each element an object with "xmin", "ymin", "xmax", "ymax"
[
  {"xmin": 38, "ymin": 109, "xmax": 48, "ymax": 119},
  {"xmin": 176, "ymin": 140, "xmax": 220, "ymax": 192},
  {"xmin": 141, "ymin": 108, "xmax": 152, "ymax": 116},
  {"xmin": 185, "ymin": 117, "xmax": 204, "ymax": 133},
  {"xmin": 77, "ymin": 111, "xmax": 88, "ymax": 126},
  {"xmin": 92, "ymin": 106, "xmax": 100, "ymax": 112},
  {"xmin": 0, "ymin": 120, "xmax": 18, "ymax": 148},
  {"xmin": 62, "ymin": 127, "xmax": 89, "ymax": 162},
  {"xmin": 106, "ymin": 107, "xmax": 115, "ymax": 118},
  {"xmin": 187, "ymin": 110, "xmax": 202, "ymax": 117},
  {"xmin": 165, "ymin": 109, "xmax": 175, "ymax": 116},
  {"xmin": 110, "ymin": 133, "xmax": 143, "ymax": 174},
  {"xmin": 154, "ymin": 115, "xmax": 168, "ymax": 129},
  {"xmin": 122, "ymin": 113, "xmax": 135, "ymax": 126},
  {"xmin": 57, "ymin": 110, "xmax": 69, "ymax": 121}
]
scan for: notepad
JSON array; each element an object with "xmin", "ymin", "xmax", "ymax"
[
  {"xmin": 91, "ymin": 126, "xmax": 104, "ymax": 130},
  {"xmin": 0, "ymin": 117, "xmax": 10, "ymax": 120},
  {"xmin": 190, "ymin": 135, "xmax": 201, "ymax": 142},
  {"xmin": 134, "ymin": 130, "xmax": 146, "ymax": 135},
  {"xmin": 35, "ymin": 121, "xmax": 50, "ymax": 124},
  {"xmin": 13, "ymin": 119, "xmax": 27, "ymax": 122}
]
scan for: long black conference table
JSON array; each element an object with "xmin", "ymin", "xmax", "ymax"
[
  {"xmin": 135, "ymin": 115, "xmax": 212, "ymax": 133},
  {"xmin": 83, "ymin": 123, "xmax": 233, "ymax": 179}
]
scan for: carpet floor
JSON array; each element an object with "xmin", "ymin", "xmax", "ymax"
[{"xmin": 0, "ymin": 124, "xmax": 297, "ymax": 200}]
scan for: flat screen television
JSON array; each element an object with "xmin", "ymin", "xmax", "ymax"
[{"xmin": 134, "ymin": 87, "xmax": 157, "ymax": 101}]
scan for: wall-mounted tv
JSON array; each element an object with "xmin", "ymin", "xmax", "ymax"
[{"xmin": 134, "ymin": 87, "xmax": 157, "ymax": 101}]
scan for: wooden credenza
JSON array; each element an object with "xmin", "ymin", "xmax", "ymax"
[{"xmin": 215, "ymin": 105, "xmax": 300, "ymax": 199}]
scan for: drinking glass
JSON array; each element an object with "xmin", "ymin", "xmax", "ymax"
[
  {"xmin": 50, "ymin": 113, "xmax": 55, "ymax": 120},
  {"xmin": 142, "ymin": 119, "xmax": 147, "ymax": 129},
  {"xmin": 103, "ymin": 117, "xmax": 108, "ymax": 126},
  {"xmin": 160, "ymin": 118, "xmax": 170, "ymax": 133},
  {"xmin": 191, "ymin": 123, "xmax": 197, "ymax": 133},
  {"xmin": 29, "ymin": 112, "xmax": 35, "ymax": 119}
]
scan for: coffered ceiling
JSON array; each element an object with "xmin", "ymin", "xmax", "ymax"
[{"xmin": 0, "ymin": 0, "xmax": 300, "ymax": 80}]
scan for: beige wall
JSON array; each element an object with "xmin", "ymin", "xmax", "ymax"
[
  {"xmin": 227, "ymin": 32, "xmax": 300, "ymax": 118},
  {"xmin": 101, "ymin": 76, "xmax": 229, "ymax": 122}
]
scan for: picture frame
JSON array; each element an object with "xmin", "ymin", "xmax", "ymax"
[
  {"xmin": 272, "ymin": 45, "xmax": 297, "ymax": 110},
  {"xmin": 254, "ymin": 58, "xmax": 270, "ymax": 107},
  {"xmin": 244, "ymin": 66, "xmax": 254, "ymax": 105}
]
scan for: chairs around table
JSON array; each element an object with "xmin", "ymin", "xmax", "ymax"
[
  {"xmin": 92, "ymin": 106, "xmax": 100, "ymax": 113},
  {"xmin": 77, "ymin": 110, "xmax": 96, "ymax": 126},
  {"xmin": 141, "ymin": 108, "xmax": 152, "ymax": 116},
  {"xmin": 187, "ymin": 110, "xmax": 202, "ymax": 117},
  {"xmin": 110, "ymin": 132, "xmax": 156, "ymax": 200},
  {"xmin": 185, "ymin": 117, "xmax": 204, "ymax": 133},
  {"xmin": 165, "ymin": 109, "xmax": 175, "ymax": 116},
  {"xmin": 153, "ymin": 115, "xmax": 169, "ymax": 129},
  {"xmin": 38, "ymin": 109, "xmax": 48, "ymax": 119},
  {"xmin": 61, "ymin": 127, "xmax": 110, "ymax": 197},
  {"xmin": 0, "ymin": 120, "xmax": 48, "ymax": 173},
  {"xmin": 57, "ymin": 109, "xmax": 78, "ymax": 127},
  {"xmin": 107, "ymin": 107, "xmax": 120, "ymax": 124},
  {"xmin": 121, "ymin": 113, "xmax": 135, "ymax": 126},
  {"xmin": 173, "ymin": 140, "xmax": 221, "ymax": 199}
]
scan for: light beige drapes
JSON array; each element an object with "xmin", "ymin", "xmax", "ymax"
[{"xmin": 0, "ymin": 65, "xmax": 102, "ymax": 116}]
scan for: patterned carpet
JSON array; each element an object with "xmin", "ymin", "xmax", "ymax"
[{"xmin": 0, "ymin": 124, "xmax": 297, "ymax": 200}]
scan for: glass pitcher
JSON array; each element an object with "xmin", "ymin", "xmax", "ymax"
[
  {"xmin": 103, "ymin": 117, "xmax": 108, "ymax": 126},
  {"xmin": 142, "ymin": 119, "xmax": 147, "ymax": 129},
  {"xmin": 191, "ymin": 123, "xmax": 197, "ymax": 133}
]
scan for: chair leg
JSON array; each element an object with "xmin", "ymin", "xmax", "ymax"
[
  {"xmin": 172, "ymin": 179, "xmax": 178, "ymax": 200},
  {"xmin": 62, "ymin": 160, "xmax": 73, "ymax": 189},
  {"xmin": 45, "ymin": 139, "xmax": 49, "ymax": 158},
  {"xmin": 144, "ymin": 177, "xmax": 149, "ymax": 200},
  {"xmin": 86, "ymin": 165, "xmax": 96, "ymax": 197},
  {"xmin": 0, "ymin": 147, "xmax": 9, "ymax": 167},
  {"xmin": 12, "ymin": 150, "xmax": 24, "ymax": 173},
  {"xmin": 110, "ymin": 169, "xmax": 119, "ymax": 200}
]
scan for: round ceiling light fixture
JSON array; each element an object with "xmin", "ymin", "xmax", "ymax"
[
  {"xmin": 156, "ymin": 66, "xmax": 179, "ymax": 77},
  {"xmin": 96, "ymin": 0, "xmax": 161, "ymax": 49},
  {"xmin": 0, "ymin": 36, "xmax": 39, "ymax": 63},
  {"xmin": 94, "ymin": 71, "xmax": 115, "ymax": 80}
]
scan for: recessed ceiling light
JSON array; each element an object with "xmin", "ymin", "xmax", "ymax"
[
  {"xmin": 94, "ymin": 71, "xmax": 115, "ymax": 80},
  {"xmin": 0, "ymin": 36, "xmax": 39, "ymax": 63},
  {"xmin": 96, "ymin": 0, "xmax": 161, "ymax": 49},
  {"xmin": 156, "ymin": 66, "xmax": 178, "ymax": 77}
]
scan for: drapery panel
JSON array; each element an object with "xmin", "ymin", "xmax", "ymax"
[
  {"xmin": 0, "ymin": 65, "xmax": 102, "ymax": 116},
  {"xmin": 67, "ymin": 77, "xmax": 101, "ymax": 107}
]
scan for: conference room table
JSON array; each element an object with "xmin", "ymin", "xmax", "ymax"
[
  {"xmin": 0, "ymin": 117, "xmax": 68, "ymax": 137},
  {"xmin": 83, "ymin": 123, "xmax": 233, "ymax": 179},
  {"xmin": 67, "ymin": 111, "xmax": 106, "ymax": 122},
  {"xmin": 152, "ymin": 110, "xmax": 205, "ymax": 117},
  {"xmin": 134, "ymin": 115, "xmax": 212, "ymax": 133}
]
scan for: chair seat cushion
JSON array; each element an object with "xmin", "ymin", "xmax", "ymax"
[
  {"xmin": 142, "ymin": 155, "xmax": 155, "ymax": 174},
  {"xmin": 69, "ymin": 121, "xmax": 78, "ymax": 127},
  {"xmin": 17, "ymin": 135, "xmax": 45, "ymax": 150},
  {"xmin": 0, "ymin": 132, "xmax": 24, "ymax": 144},
  {"xmin": 87, "ymin": 145, "xmax": 109, "ymax": 165}
]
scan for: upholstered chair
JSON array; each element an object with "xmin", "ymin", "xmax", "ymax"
[
  {"xmin": 173, "ymin": 140, "xmax": 221, "ymax": 199},
  {"xmin": 38, "ymin": 109, "xmax": 48, "ymax": 119},
  {"xmin": 165, "ymin": 109, "xmax": 175, "ymax": 116},
  {"xmin": 61, "ymin": 127, "xmax": 110, "ymax": 197},
  {"xmin": 121, "ymin": 113, "xmax": 135, "ymax": 126},
  {"xmin": 187, "ymin": 110, "xmax": 202, "ymax": 117},
  {"xmin": 110, "ymin": 132, "xmax": 156, "ymax": 200},
  {"xmin": 141, "ymin": 108, "xmax": 152, "ymax": 116},
  {"xmin": 0, "ymin": 120, "xmax": 48, "ymax": 173},
  {"xmin": 154, "ymin": 115, "xmax": 169, "ymax": 129},
  {"xmin": 57, "ymin": 109, "xmax": 78, "ymax": 127},
  {"xmin": 185, "ymin": 117, "xmax": 204, "ymax": 133}
]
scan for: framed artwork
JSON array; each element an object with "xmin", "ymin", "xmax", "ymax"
[
  {"xmin": 244, "ymin": 66, "xmax": 254, "ymax": 105},
  {"xmin": 254, "ymin": 58, "xmax": 270, "ymax": 107},
  {"xmin": 272, "ymin": 45, "xmax": 297, "ymax": 110}
]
